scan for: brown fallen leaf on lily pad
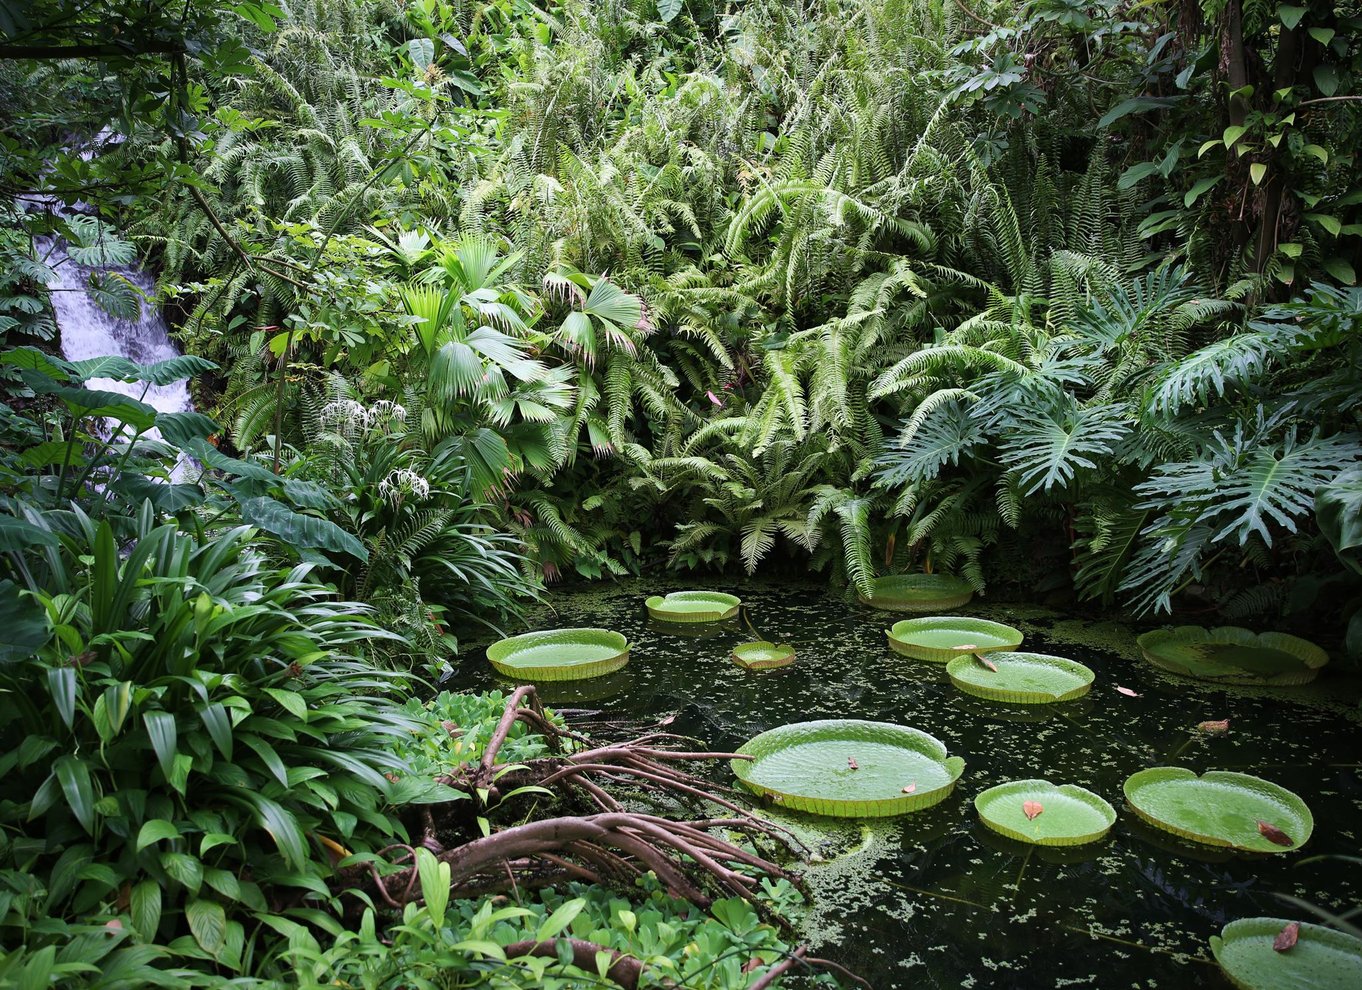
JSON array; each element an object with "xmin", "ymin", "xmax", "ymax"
[
  {"xmin": 1115, "ymin": 686, "xmax": 1140, "ymax": 697},
  {"xmin": 975, "ymin": 653, "xmax": 998, "ymax": 672},
  {"xmin": 1197, "ymin": 719, "xmax": 1230, "ymax": 734},
  {"xmin": 1257, "ymin": 820, "xmax": 1294, "ymax": 847},
  {"xmin": 847, "ymin": 757, "xmax": 859, "ymax": 770},
  {"xmin": 902, "ymin": 783, "xmax": 916, "ymax": 794},
  {"xmin": 1273, "ymin": 921, "xmax": 1300, "ymax": 952},
  {"xmin": 1022, "ymin": 800, "xmax": 1043, "ymax": 821},
  {"xmin": 952, "ymin": 643, "xmax": 980, "ymax": 651}
]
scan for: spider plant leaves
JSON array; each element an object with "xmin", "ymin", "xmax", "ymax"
[
  {"xmin": 1211, "ymin": 918, "xmax": 1362, "ymax": 989},
  {"xmin": 1123, "ymin": 768, "xmax": 1313, "ymax": 853},
  {"xmin": 732, "ymin": 719, "xmax": 965, "ymax": 818}
]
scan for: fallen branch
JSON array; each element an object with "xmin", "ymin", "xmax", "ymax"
[{"xmin": 502, "ymin": 938, "xmax": 643, "ymax": 989}]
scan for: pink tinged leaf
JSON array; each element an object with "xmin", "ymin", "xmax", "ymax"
[
  {"xmin": 976, "ymin": 653, "xmax": 998, "ymax": 672},
  {"xmin": 706, "ymin": 390, "xmax": 724, "ymax": 408},
  {"xmin": 1023, "ymin": 800, "xmax": 1043, "ymax": 821},
  {"xmin": 847, "ymin": 757, "xmax": 859, "ymax": 770},
  {"xmin": 1273, "ymin": 922, "xmax": 1300, "ymax": 952},
  {"xmin": 1197, "ymin": 719, "xmax": 1230, "ymax": 734},
  {"xmin": 902, "ymin": 783, "xmax": 916, "ymax": 794},
  {"xmin": 1258, "ymin": 820, "xmax": 1294, "ymax": 847},
  {"xmin": 1116, "ymin": 686, "xmax": 1140, "ymax": 697},
  {"xmin": 952, "ymin": 643, "xmax": 980, "ymax": 651}
]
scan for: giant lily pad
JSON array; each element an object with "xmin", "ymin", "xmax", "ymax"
[
  {"xmin": 731, "ymin": 641, "xmax": 795, "ymax": 670},
  {"xmin": 886, "ymin": 616, "xmax": 1023, "ymax": 662},
  {"xmin": 1211, "ymin": 918, "xmax": 1362, "ymax": 990},
  {"xmin": 1136, "ymin": 625, "xmax": 1328, "ymax": 685},
  {"xmin": 859, "ymin": 573, "xmax": 973, "ymax": 612},
  {"xmin": 645, "ymin": 590, "xmax": 740, "ymax": 623},
  {"xmin": 946, "ymin": 651, "xmax": 1094, "ymax": 704},
  {"xmin": 732, "ymin": 719, "xmax": 965, "ymax": 817},
  {"xmin": 486, "ymin": 628, "xmax": 629, "ymax": 681},
  {"xmin": 1123, "ymin": 768, "xmax": 1313, "ymax": 853},
  {"xmin": 975, "ymin": 779, "xmax": 1115, "ymax": 846}
]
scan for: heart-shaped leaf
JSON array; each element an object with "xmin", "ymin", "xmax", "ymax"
[{"xmin": 1023, "ymin": 800, "xmax": 1043, "ymax": 820}]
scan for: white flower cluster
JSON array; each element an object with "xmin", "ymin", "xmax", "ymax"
[
  {"xmin": 378, "ymin": 469, "xmax": 430, "ymax": 502},
  {"xmin": 319, "ymin": 398, "xmax": 408, "ymax": 433}
]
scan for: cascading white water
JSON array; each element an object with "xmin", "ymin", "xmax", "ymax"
[{"xmin": 41, "ymin": 236, "xmax": 195, "ymax": 419}]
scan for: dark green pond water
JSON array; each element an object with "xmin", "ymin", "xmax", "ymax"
[{"xmin": 456, "ymin": 580, "xmax": 1362, "ymax": 988}]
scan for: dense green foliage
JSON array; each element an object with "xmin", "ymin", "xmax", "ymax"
[{"xmin": 4, "ymin": 0, "xmax": 1362, "ymax": 986}]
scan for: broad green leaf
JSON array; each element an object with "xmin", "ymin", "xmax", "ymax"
[
  {"xmin": 1314, "ymin": 64, "xmax": 1339, "ymax": 96},
  {"xmin": 537, "ymin": 897, "xmax": 586, "ymax": 941},
  {"xmin": 1117, "ymin": 162, "xmax": 1159, "ymax": 189},
  {"xmin": 1249, "ymin": 162, "xmax": 1267, "ymax": 185},
  {"xmin": 1308, "ymin": 27, "xmax": 1335, "ymax": 45},
  {"xmin": 1097, "ymin": 96, "xmax": 1179, "ymax": 129},
  {"xmin": 130, "ymin": 880, "xmax": 162, "ymax": 940},
  {"xmin": 199, "ymin": 703, "xmax": 234, "ymax": 760},
  {"xmin": 161, "ymin": 851, "xmax": 203, "ymax": 893},
  {"xmin": 658, "ymin": 0, "xmax": 682, "ymax": 23},
  {"xmin": 136, "ymin": 819, "xmax": 181, "ymax": 852},
  {"xmin": 1184, "ymin": 175, "xmax": 1222, "ymax": 207},
  {"xmin": 1302, "ymin": 144, "xmax": 1329, "ymax": 165},
  {"xmin": 144, "ymin": 711, "xmax": 178, "ymax": 784},
  {"xmin": 1305, "ymin": 213, "xmax": 1342, "ymax": 236},
  {"xmin": 54, "ymin": 756, "xmax": 96, "ymax": 832},
  {"xmin": 0, "ymin": 580, "xmax": 49, "ymax": 662},
  {"xmin": 238, "ymin": 496, "xmax": 368, "ymax": 561},
  {"xmin": 186, "ymin": 898, "xmax": 227, "ymax": 956},
  {"xmin": 1324, "ymin": 257, "xmax": 1357, "ymax": 283},
  {"xmin": 1222, "ymin": 125, "xmax": 1247, "ymax": 149},
  {"xmin": 1278, "ymin": 5, "xmax": 1306, "ymax": 29}
]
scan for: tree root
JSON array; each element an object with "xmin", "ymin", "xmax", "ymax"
[{"xmin": 363, "ymin": 687, "xmax": 857, "ymax": 988}]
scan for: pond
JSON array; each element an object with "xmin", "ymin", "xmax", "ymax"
[{"xmin": 456, "ymin": 580, "xmax": 1362, "ymax": 988}]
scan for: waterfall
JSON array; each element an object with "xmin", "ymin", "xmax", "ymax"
[{"xmin": 41, "ymin": 236, "xmax": 195, "ymax": 420}]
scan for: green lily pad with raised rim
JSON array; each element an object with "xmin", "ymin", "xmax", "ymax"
[
  {"xmin": 732, "ymin": 719, "xmax": 965, "ymax": 818},
  {"xmin": 645, "ymin": 590, "xmax": 740, "ymax": 623},
  {"xmin": 858, "ymin": 573, "xmax": 973, "ymax": 612},
  {"xmin": 1211, "ymin": 917, "xmax": 1362, "ymax": 990},
  {"xmin": 731, "ymin": 641, "xmax": 795, "ymax": 670},
  {"xmin": 486, "ymin": 628, "xmax": 629, "ymax": 682},
  {"xmin": 974, "ymin": 779, "xmax": 1116, "ymax": 846},
  {"xmin": 946, "ymin": 651, "xmax": 1094, "ymax": 704},
  {"xmin": 886, "ymin": 616, "xmax": 1024, "ymax": 662},
  {"xmin": 1123, "ymin": 768, "xmax": 1313, "ymax": 853},
  {"xmin": 1136, "ymin": 625, "xmax": 1328, "ymax": 685}
]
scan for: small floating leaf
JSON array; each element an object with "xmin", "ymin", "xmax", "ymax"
[
  {"xmin": 847, "ymin": 757, "xmax": 859, "ymax": 770},
  {"xmin": 975, "ymin": 652, "xmax": 998, "ymax": 673},
  {"xmin": 1258, "ymin": 820, "xmax": 1294, "ymax": 846},
  {"xmin": 1022, "ymin": 800, "xmax": 1044, "ymax": 821},
  {"xmin": 1198, "ymin": 719, "xmax": 1230, "ymax": 734},
  {"xmin": 953, "ymin": 643, "xmax": 980, "ymax": 651},
  {"xmin": 1274, "ymin": 921, "xmax": 1300, "ymax": 952},
  {"xmin": 1116, "ymin": 686, "xmax": 1140, "ymax": 697},
  {"xmin": 902, "ymin": 783, "xmax": 916, "ymax": 794}
]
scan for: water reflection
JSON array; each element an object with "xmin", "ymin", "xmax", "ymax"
[{"xmin": 454, "ymin": 579, "xmax": 1362, "ymax": 988}]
